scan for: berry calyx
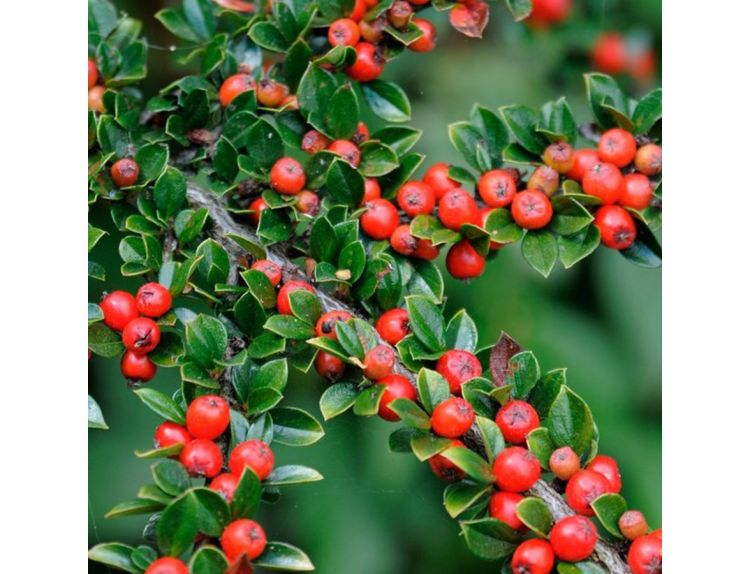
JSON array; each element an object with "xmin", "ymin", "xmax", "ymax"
[
  {"xmin": 122, "ymin": 317, "xmax": 161, "ymax": 355},
  {"xmin": 567, "ymin": 148, "xmax": 600, "ymax": 182},
  {"xmin": 565, "ymin": 469, "xmax": 611, "ymax": 516},
  {"xmin": 409, "ymin": 18, "xmax": 437, "ymax": 52},
  {"xmin": 328, "ymin": 18, "xmax": 360, "ymax": 47},
  {"xmin": 136, "ymin": 282, "xmax": 172, "ymax": 318},
  {"xmin": 427, "ymin": 439, "xmax": 466, "ymax": 482},
  {"xmin": 635, "ymin": 144, "xmax": 662, "ymax": 176},
  {"xmin": 549, "ymin": 515, "xmax": 598, "ymax": 562},
  {"xmin": 594, "ymin": 205, "xmax": 636, "ymax": 250},
  {"xmin": 620, "ymin": 173, "xmax": 653, "ymax": 210},
  {"xmin": 251, "ymin": 259, "xmax": 282, "ymax": 287},
  {"xmin": 496, "ymin": 400, "xmax": 540, "ymax": 444},
  {"xmin": 582, "ymin": 162, "xmax": 624, "ymax": 204},
  {"xmin": 376, "ymin": 308, "xmax": 410, "ymax": 345},
  {"xmin": 431, "ymin": 397, "xmax": 475, "ymax": 438},
  {"xmin": 186, "ymin": 395, "xmax": 230, "ymax": 440},
  {"xmin": 387, "ymin": 0, "xmax": 412, "ymax": 28},
  {"xmin": 315, "ymin": 310, "xmax": 353, "ymax": 340},
  {"xmin": 438, "ymin": 188, "xmax": 479, "ymax": 231},
  {"xmin": 154, "ymin": 422, "xmax": 192, "ymax": 449},
  {"xmin": 543, "ymin": 142, "xmax": 575, "ymax": 174},
  {"xmin": 100, "ymin": 290, "xmax": 139, "ymax": 331},
  {"xmin": 219, "ymin": 74, "xmax": 255, "ymax": 107},
  {"xmin": 363, "ymin": 344, "xmax": 396, "ymax": 380},
  {"xmin": 510, "ymin": 539, "xmax": 555, "ymax": 574},
  {"xmin": 361, "ymin": 198, "xmax": 400, "ymax": 240},
  {"xmin": 548, "ymin": 446, "xmax": 580, "ymax": 481},
  {"xmin": 489, "ymin": 491, "xmax": 525, "ymax": 530},
  {"xmin": 209, "ymin": 472, "xmax": 240, "ymax": 503},
  {"xmin": 511, "ymin": 189, "xmax": 553, "ymax": 230},
  {"xmin": 276, "ymin": 280, "xmax": 315, "ymax": 315},
  {"xmin": 619, "ymin": 510, "xmax": 649, "ymax": 541},
  {"xmin": 221, "ymin": 519, "xmax": 268, "ymax": 563},
  {"xmin": 478, "ymin": 169, "xmax": 516, "ymax": 207},
  {"xmin": 435, "ymin": 349, "xmax": 483, "ymax": 394},
  {"xmin": 327, "ymin": 139, "xmax": 361, "ymax": 167},
  {"xmin": 110, "ymin": 158, "xmax": 140, "ymax": 188},
  {"xmin": 527, "ymin": 166, "xmax": 560, "ymax": 197},
  {"xmin": 270, "ymin": 157, "xmax": 305, "ymax": 195},
  {"xmin": 145, "ymin": 557, "xmax": 189, "ymax": 574},
  {"xmin": 493, "ymin": 446, "xmax": 541, "ymax": 492},
  {"xmin": 376, "ymin": 374, "xmax": 417, "ymax": 422},
  {"xmin": 179, "ymin": 438, "xmax": 223, "ymax": 478},
  {"xmin": 314, "ymin": 351, "xmax": 345, "ymax": 380},
  {"xmin": 121, "ymin": 351, "xmax": 157, "ymax": 382},
  {"xmin": 390, "ymin": 224, "xmax": 418, "ymax": 256},
  {"xmin": 587, "ymin": 454, "xmax": 622, "ymax": 493},
  {"xmin": 627, "ymin": 534, "xmax": 662, "ymax": 574},
  {"xmin": 598, "ymin": 128, "xmax": 637, "ymax": 167},
  {"xmin": 446, "ymin": 240, "xmax": 486, "ymax": 280},
  {"xmin": 397, "ymin": 181, "xmax": 436, "ymax": 217},
  {"xmin": 229, "ymin": 439, "xmax": 275, "ymax": 480},
  {"xmin": 423, "ymin": 162, "xmax": 460, "ymax": 199},
  {"xmin": 345, "ymin": 42, "xmax": 385, "ymax": 83}
]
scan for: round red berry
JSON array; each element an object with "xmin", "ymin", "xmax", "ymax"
[
  {"xmin": 565, "ymin": 469, "xmax": 611, "ymax": 516},
  {"xmin": 353, "ymin": 121, "xmax": 370, "ymax": 144},
  {"xmin": 155, "ymin": 422, "xmax": 192, "ymax": 449},
  {"xmin": 314, "ymin": 351, "xmax": 345, "ymax": 380},
  {"xmin": 100, "ymin": 290, "xmax": 139, "ymax": 331},
  {"xmin": 390, "ymin": 224, "xmax": 418, "ymax": 256},
  {"xmin": 414, "ymin": 238, "xmax": 441, "ymax": 260},
  {"xmin": 598, "ymin": 128, "xmax": 637, "ymax": 168},
  {"xmin": 349, "ymin": 0, "xmax": 366, "ymax": 20},
  {"xmin": 592, "ymin": 32, "xmax": 628, "ymax": 75},
  {"xmin": 510, "ymin": 539, "xmax": 555, "ymax": 574},
  {"xmin": 328, "ymin": 139, "xmax": 361, "ymax": 167},
  {"xmin": 301, "ymin": 130, "xmax": 331, "ymax": 154},
  {"xmin": 219, "ymin": 74, "xmax": 255, "ymax": 107},
  {"xmin": 635, "ymin": 144, "xmax": 662, "ymax": 176},
  {"xmin": 111, "ymin": 158, "xmax": 140, "ymax": 188},
  {"xmin": 346, "ymin": 42, "xmax": 384, "ymax": 82},
  {"xmin": 567, "ymin": 148, "xmax": 600, "ymax": 182},
  {"xmin": 594, "ymin": 205, "xmax": 636, "ymax": 250},
  {"xmin": 423, "ymin": 162, "xmax": 460, "ymax": 199},
  {"xmin": 89, "ymin": 85, "xmax": 106, "ymax": 112},
  {"xmin": 620, "ymin": 173, "xmax": 653, "ymax": 210},
  {"xmin": 587, "ymin": 454, "xmax": 622, "ymax": 493},
  {"xmin": 229, "ymin": 439, "xmax": 274, "ymax": 480},
  {"xmin": 496, "ymin": 400, "xmax": 540, "ymax": 444},
  {"xmin": 256, "ymin": 79, "xmax": 287, "ymax": 108},
  {"xmin": 328, "ymin": 18, "xmax": 360, "ymax": 46},
  {"xmin": 493, "ymin": 446, "xmax": 541, "ymax": 492},
  {"xmin": 376, "ymin": 374, "xmax": 417, "ymax": 422},
  {"xmin": 548, "ymin": 446, "xmax": 580, "ymax": 481},
  {"xmin": 376, "ymin": 308, "xmax": 410, "ymax": 345},
  {"xmin": 436, "ymin": 349, "xmax": 482, "ymax": 394},
  {"xmin": 362, "ymin": 178, "xmax": 381, "ymax": 204},
  {"xmin": 446, "ymin": 240, "xmax": 485, "ymax": 280},
  {"xmin": 251, "ymin": 259, "xmax": 282, "ymax": 287},
  {"xmin": 145, "ymin": 557, "xmax": 189, "ymax": 574},
  {"xmin": 122, "ymin": 317, "xmax": 161, "ymax": 355},
  {"xmin": 397, "ymin": 181, "xmax": 436, "ymax": 217},
  {"xmin": 136, "ymin": 282, "xmax": 172, "ymax": 318},
  {"xmin": 543, "ymin": 142, "xmax": 575, "ymax": 174},
  {"xmin": 221, "ymin": 519, "xmax": 267, "ymax": 563},
  {"xmin": 549, "ymin": 515, "xmax": 598, "ymax": 562},
  {"xmin": 409, "ymin": 18, "xmax": 437, "ymax": 52},
  {"xmin": 428, "ymin": 439, "xmax": 466, "ymax": 482},
  {"xmin": 511, "ymin": 189, "xmax": 553, "ymax": 230},
  {"xmin": 489, "ymin": 491, "xmax": 525, "ymax": 530},
  {"xmin": 315, "ymin": 310, "xmax": 352, "ymax": 340},
  {"xmin": 121, "ymin": 351, "xmax": 157, "ymax": 382},
  {"xmin": 296, "ymin": 190, "xmax": 320, "ymax": 215},
  {"xmin": 363, "ymin": 344, "xmax": 396, "ymax": 380},
  {"xmin": 186, "ymin": 395, "xmax": 230, "ymax": 440},
  {"xmin": 627, "ymin": 534, "xmax": 662, "ymax": 574},
  {"xmin": 431, "ymin": 397, "xmax": 475, "ymax": 438},
  {"xmin": 438, "ymin": 189, "xmax": 479, "ymax": 231},
  {"xmin": 88, "ymin": 58, "xmax": 99, "ymax": 89},
  {"xmin": 619, "ymin": 510, "xmax": 649, "ymax": 541},
  {"xmin": 248, "ymin": 197, "xmax": 268, "ymax": 226},
  {"xmin": 277, "ymin": 280, "xmax": 315, "ymax": 315},
  {"xmin": 582, "ymin": 162, "xmax": 624, "ymax": 204},
  {"xmin": 478, "ymin": 169, "xmax": 516, "ymax": 207},
  {"xmin": 361, "ymin": 198, "xmax": 400, "ymax": 240},
  {"xmin": 180, "ymin": 438, "xmax": 223, "ymax": 478},
  {"xmin": 527, "ymin": 166, "xmax": 560, "ymax": 197},
  {"xmin": 209, "ymin": 472, "xmax": 240, "ymax": 503},
  {"xmin": 650, "ymin": 528, "xmax": 662, "ymax": 541},
  {"xmin": 270, "ymin": 157, "xmax": 305, "ymax": 195}
]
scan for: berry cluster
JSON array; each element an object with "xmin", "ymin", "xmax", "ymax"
[
  {"xmin": 98, "ymin": 283, "xmax": 172, "ymax": 382},
  {"xmin": 593, "ymin": 32, "xmax": 656, "ymax": 83},
  {"xmin": 88, "ymin": 58, "xmax": 105, "ymax": 113}
]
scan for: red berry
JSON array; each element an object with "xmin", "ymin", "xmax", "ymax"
[
  {"xmin": 186, "ymin": 395, "xmax": 230, "ymax": 440},
  {"xmin": 489, "ymin": 491, "xmax": 525, "ymax": 530},
  {"xmin": 582, "ymin": 162, "xmax": 624, "ymax": 204},
  {"xmin": 428, "ymin": 439, "xmax": 466, "ymax": 482},
  {"xmin": 446, "ymin": 240, "xmax": 485, "ymax": 280},
  {"xmin": 431, "ymin": 397, "xmax": 474, "ymax": 438},
  {"xmin": 543, "ymin": 142, "xmax": 575, "ymax": 174},
  {"xmin": 100, "ymin": 290, "xmax": 139, "ymax": 331},
  {"xmin": 210, "ymin": 472, "xmax": 240, "ymax": 503},
  {"xmin": 511, "ymin": 189, "xmax": 553, "ymax": 230},
  {"xmin": 438, "ymin": 189, "xmax": 479, "ymax": 231},
  {"xmin": 256, "ymin": 79, "xmax": 287, "ymax": 108},
  {"xmin": 627, "ymin": 534, "xmax": 662, "ymax": 574},
  {"xmin": 277, "ymin": 280, "xmax": 315, "ymax": 315},
  {"xmin": 409, "ymin": 18, "xmax": 437, "ymax": 52},
  {"xmin": 121, "ymin": 351, "xmax": 157, "ymax": 382},
  {"xmin": 315, "ymin": 310, "xmax": 353, "ymax": 340},
  {"xmin": 328, "ymin": 139, "xmax": 361, "ymax": 167},
  {"xmin": 349, "ymin": 0, "xmax": 366, "ymax": 21},
  {"xmin": 363, "ymin": 344, "xmax": 396, "ymax": 380},
  {"xmin": 155, "ymin": 422, "xmax": 192, "ymax": 449},
  {"xmin": 527, "ymin": 166, "xmax": 560, "ymax": 197},
  {"xmin": 136, "ymin": 282, "xmax": 172, "ymax": 318},
  {"xmin": 493, "ymin": 446, "xmax": 541, "ymax": 492},
  {"xmin": 122, "ymin": 317, "xmax": 161, "ymax": 355},
  {"xmin": 386, "ymin": 0, "xmax": 412, "ymax": 27},
  {"xmin": 390, "ymin": 224, "xmax": 418, "ymax": 256},
  {"xmin": 635, "ymin": 144, "xmax": 662, "ymax": 176},
  {"xmin": 423, "ymin": 162, "xmax": 460, "ymax": 199},
  {"xmin": 587, "ymin": 454, "xmax": 622, "ymax": 493},
  {"xmin": 414, "ymin": 238, "xmax": 441, "ymax": 260},
  {"xmin": 88, "ymin": 58, "xmax": 99, "ymax": 89},
  {"xmin": 436, "ymin": 349, "xmax": 482, "ymax": 394},
  {"xmin": 549, "ymin": 515, "xmax": 598, "ymax": 562},
  {"xmin": 528, "ymin": 0, "xmax": 571, "ymax": 26},
  {"xmin": 248, "ymin": 197, "xmax": 268, "ymax": 226},
  {"xmin": 314, "ymin": 351, "xmax": 345, "ymax": 380},
  {"xmin": 346, "ymin": 42, "xmax": 385, "ymax": 82},
  {"xmin": 592, "ymin": 32, "xmax": 628, "ymax": 75},
  {"xmin": 361, "ymin": 198, "xmax": 400, "ymax": 240},
  {"xmin": 362, "ymin": 178, "xmax": 381, "ymax": 204},
  {"xmin": 650, "ymin": 528, "xmax": 662, "ymax": 541},
  {"xmin": 219, "ymin": 74, "xmax": 255, "ymax": 107},
  {"xmin": 328, "ymin": 18, "xmax": 360, "ymax": 47},
  {"xmin": 296, "ymin": 189, "xmax": 320, "ymax": 216},
  {"xmin": 145, "ymin": 557, "xmax": 189, "ymax": 574},
  {"xmin": 549, "ymin": 446, "xmax": 580, "ymax": 481},
  {"xmin": 376, "ymin": 374, "xmax": 417, "ymax": 422},
  {"xmin": 270, "ymin": 157, "xmax": 305, "ymax": 195},
  {"xmin": 229, "ymin": 439, "xmax": 274, "ymax": 480},
  {"xmin": 353, "ymin": 121, "xmax": 370, "ymax": 144},
  {"xmin": 180, "ymin": 438, "xmax": 223, "ymax": 478},
  {"xmin": 89, "ymin": 85, "xmax": 106, "ymax": 112},
  {"xmin": 111, "ymin": 158, "xmax": 140, "ymax": 188},
  {"xmin": 397, "ymin": 181, "xmax": 436, "ymax": 217},
  {"xmin": 376, "ymin": 308, "xmax": 410, "ymax": 345},
  {"xmin": 251, "ymin": 259, "xmax": 282, "ymax": 287},
  {"xmin": 478, "ymin": 169, "xmax": 516, "ymax": 207},
  {"xmin": 594, "ymin": 205, "xmax": 636, "ymax": 250},
  {"xmin": 479, "ymin": 207, "xmax": 504, "ymax": 251},
  {"xmin": 565, "ymin": 469, "xmax": 611, "ymax": 516},
  {"xmin": 598, "ymin": 128, "xmax": 637, "ymax": 168},
  {"xmin": 567, "ymin": 148, "xmax": 600, "ymax": 182},
  {"xmin": 510, "ymin": 539, "xmax": 554, "ymax": 574},
  {"xmin": 620, "ymin": 173, "xmax": 653, "ymax": 210},
  {"xmin": 301, "ymin": 130, "xmax": 331, "ymax": 154},
  {"xmin": 221, "ymin": 519, "xmax": 268, "ymax": 563},
  {"xmin": 619, "ymin": 510, "xmax": 649, "ymax": 541},
  {"xmin": 496, "ymin": 400, "xmax": 540, "ymax": 444}
]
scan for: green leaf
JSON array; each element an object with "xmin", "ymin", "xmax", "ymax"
[
  {"xmin": 444, "ymin": 483, "xmax": 492, "ymax": 519},
  {"xmin": 484, "ymin": 208, "xmax": 523, "ymax": 244},
  {"xmin": 539, "ymin": 97, "xmax": 577, "ymax": 144},
  {"xmin": 249, "ymin": 21, "xmax": 289, "ymax": 52},
  {"xmin": 620, "ymin": 218, "xmax": 662, "ymax": 268},
  {"xmin": 326, "ymin": 159, "xmax": 364, "ymax": 207},
  {"xmin": 504, "ymin": 0, "xmax": 532, "ymax": 21},
  {"xmin": 550, "ymin": 196, "xmax": 593, "ymax": 236},
  {"xmin": 196, "ymin": 239, "xmax": 230, "ymax": 286},
  {"xmin": 448, "ymin": 121, "xmax": 486, "ymax": 171},
  {"xmin": 387, "ymin": 398, "xmax": 431, "ymax": 429},
  {"xmin": 257, "ymin": 206, "xmax": 293, "ymax": 245},
  {"xmin": 325, "ymin": 84, "xmax": 360, "ymax": 140},
  {"xmin": 410, "ymin": 433, "xmax": 452, "ymax": 461},
  {"xmin": 88, "ymin": 226, "xmax": 106, "ymax": 253},
  {"xmin": 529, "ymin": 368, "xmax": 566, "ymax": 418},
  {"xmin": 445, "ymin": 310, "xmax": 478, "ymax": 352},
  {"xmin": 213, "ymin": 136, "xmax": 239, "ymax": 182},
  {"xmin": 371, "ymin": 126, "xmax": 422, "ymax": 156},
  {"xmin": 266, "ymin": 465, "xmax": 324, "ymax": 486},
  {"xmin": 309, "ymin": 217, "xmax": 338, "ymax": 263},
  {"xmin": 88, "ymin": 323, "xmax": 124, "ymax": 357},
  {"xmin": 270, "ymin": 407, "xmax": 325, "ymax": 446},
  {"xmin": 185, "ymin": 314, "xmax": 228, "ymax": 369},
  {"xmin": 522, "ymin": 231, "xmax": 558, "ymax": 277},
  {"xmin": 476, "ymin": 416, "xmax": 505, "ymax": 460},
  {"xmin": 508, "ymin": 351, "xmax": 541, "ymax": 399},
  {"xmin": 389, "ymin": 427, "xmax": 420, "ymax": 453},
  {"xmin": 289, "ymin": 290, "xmax": 322, "ymax": 325},
  {"xmin": 175, "ymin": 208, "xmax": 209, "ymax": 246},
  {"xmin": 183, "ymin": 0, "xmax": 216, "ymax": 40},
  {"xmin": 516, "ymin": 497, "xmax": 553, "ymax": 536},
  {"xmin": 152, "ymin": 459, "xmax": 190, "ymax": 497},
  {"xmin": 298, "ymin": 64, "xmax": 338, "ymax": 132},
  {"xmin": 105, "ymin": 498, "xmax": 164, "ymax": 519},
  {"xmin": 135, "ymin": 143, "xmax": 169, "ymax": 184},
  {"xmin": 547, "ymin": 386, "xmax": 595, "ymax": 455},
  {"xmin": 89, "ymin": 0, "xmax": 118, "ymax": 41},
  {"xmin": 97, "ymin": 115, "xmax": 130, "ymax": 157},
  {"xmin": 499, "ymin": 105, "xmax": 546, "ymax": 154},
  {"xmin": 156, "ymin": 8, "xmax": 202, "ymax": 42},
  {"xmin": 358, "ymin": 141, "xmax": 399, "ymax": 177},
  {"xmin": 361, "ymin": 80, "xmax": 411, "ymax": 122},
  {"xmin": 559, "ymin": 225, "xmax": 601, "ymax": 269},
  {"xmin": 134, "ymin": 443, "xmax": 183, "ymax": 459},
  {"xmin": 407, "ymin": 259, "xmax": 444, "ymax": 304},
  {"xmin": 88, "ymin": 395, "xmax": 108, "ymax": 430},
  {"xmin": 134, "ymin": 388, "xmax": 186, "ymax": 425},
  {"xmin": 416, "ymin": 368, "xmax": 451, "ymax": 414},
  {"xmin": 156, "ymin": 495, "xmax": 197, "ymax": 557},
  {"xmin": 319, "ymin": 382, "xmax": 359, "ymax": 420},
  {"xmin": 526, "ymin": 427, "xmax": 554, "ymax": 469},
  {"xmin": 88, "ymin": 543, "xmax": 137, "ymax": 573},
  {"xmin": 460, "ymin": 519, "xmax": 518, "ymax": 560},
  {"xmin": 584, "ymin": 73, "xmax": 629, "ymax": 130},
  {"xmin": 264, "ymin": 315, "xmax": 315, "ymax": 340},
  {"xmin": 232, "ymin": 467, "xmax": 261, "ymax": 519},
  {"xmin": 591, "ymin": 493, "xmax": 628, "ymax": 538},
  {"xmin": 153, "ymin": 167, "xmax": 186, "ymax": 221},
  {"xmin": 406, "ymin": 295, "xmax": 446, "ymax": 353},
  {"xmin": 440, "ymin": 446, "xmax": 495, "ymax": 483},
  {"xmin": 254, "ymin": 542, "xmax": 315, "ymax": 571},
  {"xmin": 353, "ymin": 384, "xmax": 386, "ymax": 416},
  {"xmin": 189, "ymin": 545, "xmax": 228, "ymax": 574},
  {"xmin": 244, "ymin": 119, "xmax": 284, "ymax": 172},
  {"xmin": 633, "ymin": 88, "xmax": 662, "ymax": 134}
]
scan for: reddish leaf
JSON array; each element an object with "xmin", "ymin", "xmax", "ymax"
[
  {"xmin": 225, "ymin": 554, "xmax": 254, "ymax": 574},
  {"xmin": 489, "ymin": 332, "xmax": 522, "ymax": 387},
  {"xmin": 449, "ymin": 0, "xmax": 489, "ymax": 39},
  {"xmin": 213, "ymin": 0, "xmax": 255, "ymax": 12}
]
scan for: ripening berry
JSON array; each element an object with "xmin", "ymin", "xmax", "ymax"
[
  {"xmin": 281, "ymin": 94, "xmax": 298, "ymax": 109},
  {"xmin": 270, "ymin": 157, "xmax": 305, "ymax": 195},
  {"xmin": 436, "ymin": 349, "xmax": 482, "ymax": 394},
  {"xmin": 428, "ymin": 439, "xmax": 466, "ymax": 482},
  {"xmin": 511, "ymin": 189, "xmax": 553, "ymax": 230},
  {"xmin": 414, "ymin": 238, "xmax": 441, "ymax": 260},
  {"xmin": 251, "ymin": 259, "xmax": 282, "ymax": 287},
  {"xmin": 510, "ymin": 539, "xmax": 555, "ymax": 574},
  {"xmin": 409, "ymin": 18, "xmax": 437, "ymax": 52},
  {"xmin": 627, "ymin": 534, "xmax": 662, "ymax": 574},
  {"xmin": 180, "ymin": 438, "xmax": 223, "ymax": 478},
  {"xmin": 110, "ymin": 158, "xmax": 140, "ymax": 188},
  {"xmin": 359, "ymin": 17, "xmax": 386, "ymax": 44},
  {"xmin": 431, "ymin": 397, "xmax": 475, "ymax": 438},
  {"xmin": 494, "ymin": 446, "xmax": 541, "ymax": 492},
  {"xmin": 186, "ymin": 395, "xmax": 230, "ymax": 440},
  {"xmin": 527, "ymin": 166, "xmax": 560, "ymax": 197},
  {"xmin": 592, "ymin": 32, "xmax": 628, "ymax": 75},
  {"xmin": 136, "ymin": 282, "xmax": 172, "ymax": 318},
  {"xmin": 423, "ymin": 162, "xmax": 461, "ymax": 199},
  {"xmin": 528, "ymin": 0, "xmax": 571, "ymax": 27},
  {"xmin": 598, "ymin": 128, "xmax": 637, "ymax": 168},
  {"xmin": 209, "ymin": 472, "xmax": 240, "ymax": 503},
  {"xmin": 257, "ymin": 79, "xmax": 288, "ymax": 108},
  {"xmin": 345, "ymin": 42, "xmax": 385, "ymax": 83},
  {"xmin": 387, "ymin": 1, "xmax": 412, "ymax": 28},
  {"xmin": 489, "ymin": 491, "xmax": 525, "ymax": 530},
  {"xmin": 328, "ymin": 18, "xmax": 360, "ymax": 47},
  {"xmin": 229, "ymin": 439, "xmax": 275, "ymax": 480},
  {"xmin": 301, "ymin": 130, "xmax": 331, "ymax": 154},
  {"xmin": 296, "ymin": 190, "xmax": 320, "ymax": 216},
  {"xmin": 328, "ymin": 139, "xmax": 361, "ymax": 167},
  {"xmin": 88, "ymin": 58, "xmax": 99, "ymax": 89},
  {"xmin": 397, "ymin": 181, "xmax": 436, "ymax": 217},
  {"xmin": 221, "ymin": 519, "xmax": 268, "ymax": 562},
  {"xmin": 635, "ymin": 144, "xmax": 662, "ymax": 176},
  {"xmin": 390, "ymin": 224, "xmax": 418, "ymax": 256},
  {"xmin": 496, "ymin": 400, "xmax": 540, "ymax": 444},
  {"xmin": 314, "ymin": 351, "xmax": 345, "ymax": 380},
  {"xmin": 122, "ymin": 317, "xmax": 161, "ymax": 355},
  {"xmin": 219, "ymin": 74, "xmax": 255, "ymax": 107},
  {"xmin": 567, "ymin": 148, "xmax": 600, "ymax": 182},
  {"xmin": 277, "ymin": 280, "xmax": 315, "ymax": 315},
  {"xmin": 100, "ymin": 290, "xmax": 139, "ymax": 331},
  {"xmin": 145, "ymin": 557, "xmax": 189, "ymax": 574},
  {"xmin": 438, "ymin": 189, "xmax": 480, "ymax": 231},
  {"xmin": 88, "ymin": 85, "xmax": 106, "ymax": 112},
  {"xmin": 587, "ymin": 454, "xmax": 622, "ymax": 493},
  {"xmin": 361, "ymin": 198, "xmax": 400, "ymax": 240},
  {"xmin": 543, "ymin": 142, "xmax": 575, "ymax": 174},
  {"xmin": 248, "ymin": 197, "xmax": 268, "ymax": 226},
  {"xmin": 363, "ymin": 344, "xmax": 396, "ymax": 380},
  {"xmin": 376, "ymin": 308, "xmax": 410, "ymax": 345},
  {"xmin": 377, "ymin": 374, "xmax": 417, "ymax": 421},
  {"xmin": 121, "ymin": 351, "xmax": 157, "ymax": 382},
  {"xmin": 620, "ymin": 173, "xmax": 653, "ymax": 210},
  {"xmin": 619, "ymin": 510, "xmax": 649, "ymax": 541},
  {"xmin": 549, "ymin": 515, "xmax": 598, "ymax": 562},
  {"xmin": 362, "ymin": 178, "xmax": 381, "ymax": 204},
  {"xmin": 582, "ymin": 162, "xmax": 624, "ymax": 204},
  {"xmin": 478, "ymin": 169, "xmax": 516, "ymax": 208},
  {"xmin": 446, "ymin": 240, "xmax": 485, "ymax": 280},
  {"xmin": 594, "ymin": 205, "xmax": 636, "ymax": 250},
  {"xmin": 565, "ymin": 469, "xmax": 611, "ymax": 516},
  {"xmin": 549, "ymin": 446, "xmax": 580, "ymax": 480},
  {"xmin": 154, "ymin": 422, "xmax": 192, "ymax": 449}
]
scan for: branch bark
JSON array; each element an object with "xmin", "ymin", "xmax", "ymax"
[{"xmin": 185, "ymin": 182, "xmax": 630, "ymax": 573}]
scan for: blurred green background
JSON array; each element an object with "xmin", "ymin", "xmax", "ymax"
[{"xmin": 89, "ymin": 1, "xmax": 661, "ymax": 572}]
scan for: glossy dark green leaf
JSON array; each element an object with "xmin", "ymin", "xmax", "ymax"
[
  {"xmin": 134, "ymin": 388, "xmax": 186, "ymax": 425},
  {"xmin": 526, "ymin": 427, "xmax": 554, "ymax": 469},
  {"xmin": 448, "ymin": 121, "xmax": 485, "ymax": 171},
  {"xmin": 245, "ymin": 119, "xmax": 284, "ymax": 172},
  {"xmin": 185, "ymin": 314, "xmax": 228, "ymax": 368},
  {"xmin": 522, "ymin": 231, "xmax": 558, "ymax": 277},
  {"xmin": 88, "ymin": 543, "xmax": 138, "ymax": 573},
  {"xmin": 620, "ymin": 218, "xmax": 662, "ymax": 268},
  {"xmin": 232, "ymin": 467, "xmax": 261, "ymax": 519},
  {"xmin": 559, "ymin": 225, "xmax": 601, "ymax": 269},
  {"xmin": 528, "ymin": 368, "xmax": 566, "ymax": 418},
  {"xmin": 361, "ymin": 80, "xmax": 411, "ymax": 122},
  {"xmin": 134, "ymin": 443, "xmax": 183, "ymax": 459},
  {"xmin": 410, "ymin": 433, "xmax": 452, "ymax": 461},
  {"xmin": 516, "ymin": 497, "xmax": 552, "ymax": 536},
  {"xmin": 416, "ymin": 368, "xmax": 451, "ymax": 414},
  {"xmin": 183, "ymin": 0, "xmax": 216, "ymax": 39},
  {"xmin": 547, "ymin": 386, "xmax": 595, "ymax": 454},
  {"xmin": 310, "ymin": 217, "xmax": 338, "ymax": 263},
  {"xmin": 189, "ymin": 545, "xmax": 228, "ymax": 574},
  {"xmin": 484, "ymin": 208, "xmax": 523, "ymax": 243},
  {"xmin": 371, "ymin": 126, "xmax": 422, "ymax": 157},
  {"xmin": 154, "ymin": 167, "xmax": 187, "ymax": 220},
  {"xmin": 539, "ymin": 97, "xmax": 577, "ymax": 144},
  {"xmin": 88, "ymin": 322, "xmax": 125, "ymax": 357},
  {"xmin": 151, "ymin": 459, "xmax": 190, "ymax": 497},
  {"xmin": 298, "ymin": 64, "xmax": 338, "ymax": 132},
  {"xmin": 443, "ymin": 483, "xmax": 492, "ymax": 519},
  {"xmin": 135, "ymin": 143, "xmax": 169, "ymax": 184},
  {"xmin": 264, "ymin": 315, "xmax": 315, "ymax": 340},
  {"xmin": 507, "ymin": 351, "xmax": 541, "ymax": 399},
  {"xmin": 326, "ymin": 159, "xmax": 364, "ymax": 207},
  {"xmin": 440, "ymin": 446, "xmax": 495, "ymax": 483},
  {"xmin": 212, "ymin": 136, "xmax": 239, "ymax": 182},
  {"xmin": 470, "ymin": 105, "xmax": 509, "ymax": 166},
  {"xmin": 88, "ymin": 395, "xmax": 108, "ymax": 430},
  {"xmin": 387, "ymin": 398, "xmax": 431, "ymax": 429},
  {"xmin": 196, "ymin": 239, "xmax": 230, "ymax": 286},
  {"xmin": 289, "ymin": 290, "xmax": 322, "ymax": 325},
  {"xmin": 325, "ymin": 84, "xmax": 360, "ymax": 140},
  {"xmin": 476, "ymin": 416, "xmax": 505, "ymax": 460},
  {"xmin": 358, "ymin": 141, "xmax": 399, "ymax": 177},
  {"xmin": 499, "ymin": 105, "xmax": 546, "ymax": 154},
  {"xmin": 353, "ymin": 383, "xmax": 386, "ymax": 416},
  {"xmin": 338, "ymin": 241, "xmax": 366, "ymax": 282},
  {"xmin": 633, "ymin": 88, "xmax": 662, "ymax": 134},
  {"xmin": 105, "ymin": 498, "xmax": 164, "ymax": 519},
  {"xmin": 266, "ymin": 465, "xmax": 324, "ymax": 486},
  {"xmin": 406, "ymin": 295, "xmax": 446, "ymax": 353},
  {"xmin": 270, "ymin": 407, "xmax": 325, "ymax": 446},
  {"xmin": 406, "ymin": 259, "xmax": 444, "ymax": 304},
  {"xmin": 254, "ymin": 542, "xmax": 315, "ymax": 571},
  {"xmin": 460, "ymin": 518, "xmax": 518, "ymax": 560},
  {"xmin": 445, "ymin": 310, "xmax": 479, "ymax": 352},
  {"xmin": 97, "ymin": 115, "xmax": 130, "ymax": 157},
  {"xmin": 591, "ymin": 493, "xmax": 628, "ymax": 538},
  {"xmin": 174, "ymin": 208, "xmax": 209, "ymax": 247},
  {"xmin": 584, "ymin": 73, "xmax": 629, "ymax": 130},
  {"xmin": 257, "ymin": 206, "xmax": 293, "ymax": 245},
  {"xmin": 319, "ymin": 382, "xmax": 359, "ymax": 420},
  {"xmin": 249, "ymin": 21, "xmax": 288, "ymax": 52}
]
